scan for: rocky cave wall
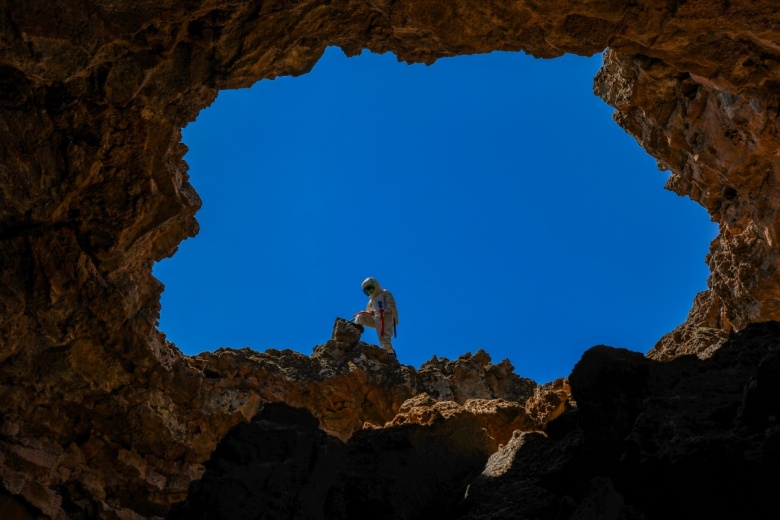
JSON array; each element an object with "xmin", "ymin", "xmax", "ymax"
[{"xmin": 1, "ymin": 0, "xmax": 780, "ymax": 518}]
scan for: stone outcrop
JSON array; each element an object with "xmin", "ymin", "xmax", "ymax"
[
  {"xmin": 459, "ymin": 322, "xmax": 780, "ymax": 519},
  {"xmin": 2, "ymin": 0, "xmax": 780, "ymax": 518},
  {"xmin": 166, "ymin": 403, "xmax": 348, "ymax": 520},
  {"xmin": 383, "ymin": 393, "xmax": 538, "ymax": 453},
  {"xmin": 594, "ymin": 47, "xmax": 780, "ymax": 358},
  {"xmin": 192, "ymin": 319, "xmax": 537, "ymax": 443},
  {"xmin": 167, "ymin": 401, "xmax": 498, "ymax": 520},
  {"xmin": 0, "ymin": 317, "xmax": 543, "ymax": 518},
  {"xmin": 168, "ymin": 322, "xmax": 780, "ymax": 519}
]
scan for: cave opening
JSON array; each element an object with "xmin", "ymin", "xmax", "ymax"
[{"xmin": 153, "ymin": 47, "xmax": 717, "ymax": 384}]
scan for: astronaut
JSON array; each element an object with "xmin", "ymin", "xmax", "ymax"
[{"xmin": 354, "ymin": 277, "xmax": 398, "ymax": 357}]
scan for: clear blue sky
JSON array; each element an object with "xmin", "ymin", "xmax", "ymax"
[{"xmin": 153, "ymin": 47, "xmax": 717, "ymax": 385}]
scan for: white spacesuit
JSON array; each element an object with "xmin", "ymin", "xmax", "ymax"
[{"xmin": 354, "ymin": 277, "xmax": 398, "ymax": 355}]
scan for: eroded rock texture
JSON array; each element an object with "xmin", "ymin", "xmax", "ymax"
[
  {"xmin": 0, "ymin": 313, "xmax": 541, "ymax": 518},
  {"xmin": 2, "ymin": 0, "xmax": 780, "ymax": 518},
  {"xmin": 460, "ymin": 322, "xmax": 780, "ymax": 520},
  {"xmin": 168, "ymin": 401, "xmax": 497, "ymax": 520}
]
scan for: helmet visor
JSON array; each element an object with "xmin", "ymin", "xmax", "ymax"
[{"xmin": 363, "ymin": 285, "xmax": 375, "ymax": 296}]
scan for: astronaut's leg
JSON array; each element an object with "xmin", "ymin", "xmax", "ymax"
[
  {"xmin": 355, "ymin": 313, "xmax": 394, "ymax": 356},
  {"xmin": 355, "ymin": 313, "xmax": 376, "ymax": 329},
  {"xmin": 378, "ymin": 328, "xmax": 395, "ymax": 356}
]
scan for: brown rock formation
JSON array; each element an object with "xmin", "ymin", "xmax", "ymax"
[
  {"xmin": 460, "ymin": 322, "xmax": 780, "ymax": 519},
  {"xmin": 169, "ymin": 401, "xmax": 497, "ymax": 520},
  {"xmin": 189, "ymin": 320, "xmax": 537, "ymax": 442},
  {"xmin": 384, "ymin": 393, "xmax": 537, "ymax": 452},
  {"xmin": 594, "ymin": 47, "xmax": 780, "ymax": 358},
  {"xmin": 171, "ymin": 323, "xmax": 780, "ymax": 519},
  {"xmin": 2, "ymin": 0, "xmax": 780, "ymax": 518},
  {"xmin": 166, "ymin": 403, "xmax": 348, "ymax": 520},
  {"xmin": 0, "ymin": 315, "xmax": 541, "ymax": 517},
  {"xmin": 525, "ymin": 377, "xmax": 573, "ymax": 428}
]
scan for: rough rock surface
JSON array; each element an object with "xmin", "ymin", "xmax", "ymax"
[
  {"xmin": 0, "ymin": 317, "xmax": 541, "ymax": 518},
  {"xmin": 168, "ymin": 401, "xmax": 498, "ymax": 520},
  {"xmin": 166, "ymin": 403, "xmax": 348, "ymax": 520},
  {"xmin": 164, "ymin": 323, "xmax": 780, "ymax": 519},
  {"xmin": 2, "ymin": 0, "xmax": 780, "ymax": 518},
  {"xmin": 460, "ymin": 322, "xmax": 780, "ymax": 520}
]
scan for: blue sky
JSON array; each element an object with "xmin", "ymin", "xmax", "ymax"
[{"xmin": 153, "ymin": 47, "xmax": 718, "ymax": 385}]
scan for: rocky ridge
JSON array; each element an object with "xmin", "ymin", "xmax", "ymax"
[
  {"xmin": 2, "ymin": 0, "xmax": 780, "ymax": 518},
  {"xmin": 0, "ymin": 318, "xmax": 550, "ymax": 518},
  {"xmin": 171, "ymin": 322, "xmax": 780, "ymax": 519}
]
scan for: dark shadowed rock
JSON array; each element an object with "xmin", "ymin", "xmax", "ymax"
[
  {"xmin": 167, "ymin": 403, "xmax": 346, "ymax": 520},
  {"xmin": 459, "ymin": 322, "xmax": 780, "ymax": 520},
  {"xmin": 168, "ymin": 402, "xmax": 497, "ymax": 520}
]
